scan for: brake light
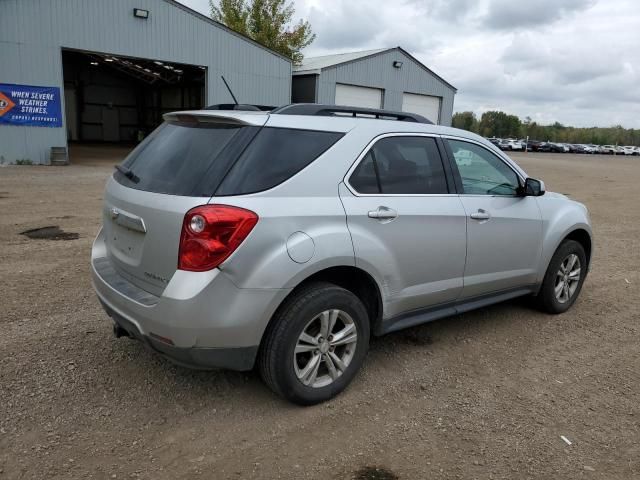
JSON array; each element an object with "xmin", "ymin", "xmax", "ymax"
[{"xmin": 178, "ymin": 205, "xmax": 258, "ymax": 272}]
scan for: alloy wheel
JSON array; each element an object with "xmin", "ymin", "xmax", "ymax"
[
  {"xmin": 554, "ymin": 253, "xmax": 581, "ymax": 303},
  {"xmin": 293, "ymin": 309, "xmax": 358, "ymax": 388}
]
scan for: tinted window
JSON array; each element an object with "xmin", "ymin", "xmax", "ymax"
[
  {"xmin": 115, "ymin": 122, "xmax": 251, "ymax": 196},
  {"xmin": 216, "ymin": 128, "xmax": 343, "ymax": 195},
  {"xmin": 448, "ymin": 139, "xmax": 520, "ymax": 195},
  {"xmin": 349, "ymin": 152, "xmax": 380, "ymax": 194},
  {"xmin": 349, "ymin": 136, "xmax": 448, "ymax": 194}
]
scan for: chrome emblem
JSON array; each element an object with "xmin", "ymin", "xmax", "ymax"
[{"xmin": 110, "ymin": 207, "xmax": 119, "ymax": 219}]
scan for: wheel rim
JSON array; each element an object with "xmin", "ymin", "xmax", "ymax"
[
  {"xmin": 554, "ymin": 254, "xmax": 581, "ymax": 304},
  {"xmin": 293, "ymin": 309, "xmax": 358, "ymax": 389}
]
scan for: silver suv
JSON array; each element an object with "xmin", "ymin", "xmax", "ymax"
[{"xmin": 92, "ymin": 104, "xmax": 592, "ymax": 405}]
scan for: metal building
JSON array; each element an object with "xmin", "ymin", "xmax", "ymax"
[
  {"xmin": 0, "ymin": 0, "xmax": 291, "ymax": 164},
  {"xmin": 292, "ymin": 47, "xmax": 456, "ymax": 125}
]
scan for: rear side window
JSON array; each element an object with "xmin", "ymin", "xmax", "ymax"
[
  {"xmin": 349, "ymin": 152, "xmax": 380, "ymax": 194},
  {"xmin": 215, "ymin": 128, "xmax": 343, "ymax": 196},
  {"xmin": 115, "ymin": 122, "xmax": 255, "ymax": 196},
  {"xmin": 349, "ymin": 136, "xmax": 448, "ymax": 194}
]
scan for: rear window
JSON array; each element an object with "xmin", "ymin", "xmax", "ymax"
[
  {"xmin": 215, "ymin": 128, "xmax": 343, "ymax": 196},
  {"xmin": 115, "ymin": 122, "xmax": 256, "ymax": 196},
  {"xmin": 114, "ymin": 123, "xmax": 342, "ymax": 197}
]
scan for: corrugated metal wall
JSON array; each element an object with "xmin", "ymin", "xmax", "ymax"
[
  {"xmin": 316, "ymin": 49, "xmax": 455, "ymax": 125},
  {"xmin": 0, "ymin": 0, "xmax": 291, "ymax": 164}
]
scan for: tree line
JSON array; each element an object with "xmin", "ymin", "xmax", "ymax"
[{"xmin": 452, "ymin": 111, "xmax": 640, "ymax": 146}]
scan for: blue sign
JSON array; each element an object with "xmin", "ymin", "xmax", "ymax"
[{"xmin": 0, "ymin": 83, "xmax": 63, "ymax": 128}]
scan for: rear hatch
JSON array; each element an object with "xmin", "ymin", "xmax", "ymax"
[{"xmin": 102, "ymin": 112, "xmax": 267, "ymax": 296}]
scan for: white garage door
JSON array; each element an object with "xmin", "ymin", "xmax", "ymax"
[
  {"xmin": 335, "ymin": 84, "xmax": 383, "ymax": 109},
  {"xmin": 402, "ymin": 93, "xmax": 441, "ymax": 124}
]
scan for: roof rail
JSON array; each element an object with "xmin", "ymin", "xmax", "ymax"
[
  {"xmin": 204, "ymin": 104, "xmax": 275, "ymax": 112},
  {"xmin": 271, "ymin": 103, "xmax": 433, "ymax": 124}
]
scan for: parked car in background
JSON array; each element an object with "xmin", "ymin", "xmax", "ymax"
[
  {"xmin": 537, "ymin": 142, "xmax": 551, "ymax": 153},
  {"xmin": 452, "ymin": 148, "xmax": 473, "ymax": 166},
  {"xmin": 591, "ymin": 145, "xmax": 604, "ymax": 154},
  {"xmin": 513, "ymin": 139, "xmax": 526, "ymax": 150},
  {"xmin": 527, "ymin": 140, "xmax": 543, "ymax": 152},
  {"xmin": 581, "ymin": 145, "xmax": 597, "ymax": 154},
  {"xmin": 499, "ymin": 139, "xmax": 524, "ymax": 151},
  {"xmin": 542, "ymin": 142, "xmax": 568, "ymax": 153},
  {"xmin": 91, "ymin": 104, "xmax": 593, "ymax": 404},
  {"xmin": 601, "ymin": 145, "xmax": 617, "ymax": 154},
  {"xmin": 538, "ymin": 142, "xmax": 564, "ymax": 153},
  {"xmin": 621, "ymin": 146, "xmax": 638, "ymax": 155},
  {"xmin": 568, "ymin": 144, "xmax": 585, "ymax": 154}
]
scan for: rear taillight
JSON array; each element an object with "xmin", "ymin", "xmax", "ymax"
[{"xmin": 178, "ymin": 205, "xmax": 258, "ymax": 272}]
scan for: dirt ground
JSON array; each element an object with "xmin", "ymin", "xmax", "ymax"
[{"xmin": 0, "ymin": 150, "xmax": 638, "ymax": 480}]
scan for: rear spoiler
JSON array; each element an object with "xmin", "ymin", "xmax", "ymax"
[{"xmin": 163, "ymin": 110, "xmax": 268, "ymax": 127}]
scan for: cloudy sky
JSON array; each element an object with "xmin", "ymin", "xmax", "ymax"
[{"xmin": 180, "ymin": 0, "xmax": 639, "ymax": 128}]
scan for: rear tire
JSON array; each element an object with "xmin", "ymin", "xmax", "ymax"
[
  {"xmin": 258, "ymin": 282, "xmax": 370, "ymax": 405},
  {"xmin": 536, "ymin": 240, "xmax": 587, "ymax": 314}
]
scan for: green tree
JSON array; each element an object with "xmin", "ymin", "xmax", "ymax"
[
  {"xmin": 452, "ymin": 111, "xmax": 478, "ymax": 132},
  {"xmin": 210, "ymin": 0, "xmax": 315, "ymax": 64},
  {"xmin": 477, "ymin": 111, "xmax": 522, "ymax": 138}
]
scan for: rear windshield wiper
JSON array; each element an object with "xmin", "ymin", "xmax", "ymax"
[{"xmin": 115, "ymin": 165, "xmax": 140, "ymax": 184}]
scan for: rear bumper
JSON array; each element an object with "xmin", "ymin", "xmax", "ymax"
[
  {"xmin": 91, "ymin": 229, "xmax": 291, "ymax": 371},
  {"xmin": 101, "ymin": 299, "xmax": 257, "ymax": 370}
]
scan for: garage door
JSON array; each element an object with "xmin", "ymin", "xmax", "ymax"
[
  {"xmin": 402, "ymin": 93, "xmax": 441, "ymax": 124},
  {"xmin": 335, "ymin": 84, "xmax": 383, "ymax": 109}
]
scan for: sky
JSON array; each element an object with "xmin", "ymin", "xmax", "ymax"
[{"xmin": 179, "ymin": 0, "xmax": 640, "ymax": 128}]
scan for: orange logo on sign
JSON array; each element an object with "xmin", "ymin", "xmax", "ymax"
[{"xmin": 0, "ymin": 92, "xmax": 16, "ymax": 117}]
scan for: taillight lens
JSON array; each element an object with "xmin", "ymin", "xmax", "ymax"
[{"xmin": 178, "ymin": 205, "xmax": 258, "ymax": 272}]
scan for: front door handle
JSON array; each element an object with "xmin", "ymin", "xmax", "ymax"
[
  {"xmin": 368, "ymin": 206, "xmax": 398, "ymax": 220},
  {"xmin": 470, "ymin": 209, "xmax": 491, "ymax": 221}
]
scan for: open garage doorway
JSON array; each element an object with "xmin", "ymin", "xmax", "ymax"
[{"xmin": 61, "ymin": 49, "xmax": 206, "ymax": 164}]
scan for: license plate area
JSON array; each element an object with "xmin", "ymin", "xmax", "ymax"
[{"xmin": 106, "ymin": 207, "xmax": 147, "ymax": 264}]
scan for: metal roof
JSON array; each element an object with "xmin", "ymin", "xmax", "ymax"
[
  {"xmin": 294, "ymin": 46, "xmax": 456, "ymax": 92},
  {"xmin": 293, "ymin": 48, "xmax": 389, "ymax": 73}
]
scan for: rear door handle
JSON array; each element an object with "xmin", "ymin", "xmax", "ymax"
[
  {"xmin": 470, "ymin": 209, "xmax": 491, "ymax": 221},
  {"xmin": 368, "ymin": 206, "xmax": 398, "ymax": 220}
]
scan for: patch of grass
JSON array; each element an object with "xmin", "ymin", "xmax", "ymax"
[{"xmin": 15, "ymin": 158, "xmax": 33, "ymax": 166}]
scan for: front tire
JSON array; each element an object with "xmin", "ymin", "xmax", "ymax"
[
  {"xmin": 536, "ymin": 240, "xmax": 587, "ymax": 314},
  {"xmin": 258, "ymin": 282, "xmax": 370, "ymax": 405}
]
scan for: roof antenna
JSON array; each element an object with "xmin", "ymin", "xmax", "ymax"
[{"xmin": 221, "ymin": 76, "xmax": 239, "ymax": 105}]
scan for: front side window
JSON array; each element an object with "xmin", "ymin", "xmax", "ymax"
[
  {"xmin": 349, "ymin": 136, "xmax": 448, "ymax": 194},
  {"xmin": 448, "ymin": 139, "xmax": 521, "ymax": 196}
]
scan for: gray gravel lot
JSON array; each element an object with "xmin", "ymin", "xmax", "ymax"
[{"xmin": 0, "ymin": 150, "xmax": 638, "ymax": 479}]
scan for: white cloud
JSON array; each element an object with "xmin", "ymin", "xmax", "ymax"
[
  {"xmin": 482, "ymin": 0, "xmax": 596, "ymax": 30},
  {"xmin": 180, "ymin": 0, "xmax": 640, "ymax": 127}
]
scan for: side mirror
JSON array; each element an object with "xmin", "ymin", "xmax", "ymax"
[{"xmin": 524, "ymin": 177, "xmax": 545, "ymax": 196}]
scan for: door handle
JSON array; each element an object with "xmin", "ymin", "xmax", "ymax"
[
  {"xmin": 368, "ymin": 206, "xmax": 398, "ymax": 220},
  {"xmin": 470, "ymin": 209, "xmax": 491, "ymax": 221}
]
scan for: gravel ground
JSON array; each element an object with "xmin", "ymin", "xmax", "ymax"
[{"xmin": 0, "ymin": 150, "xmax": 638, "ymax": 479}]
